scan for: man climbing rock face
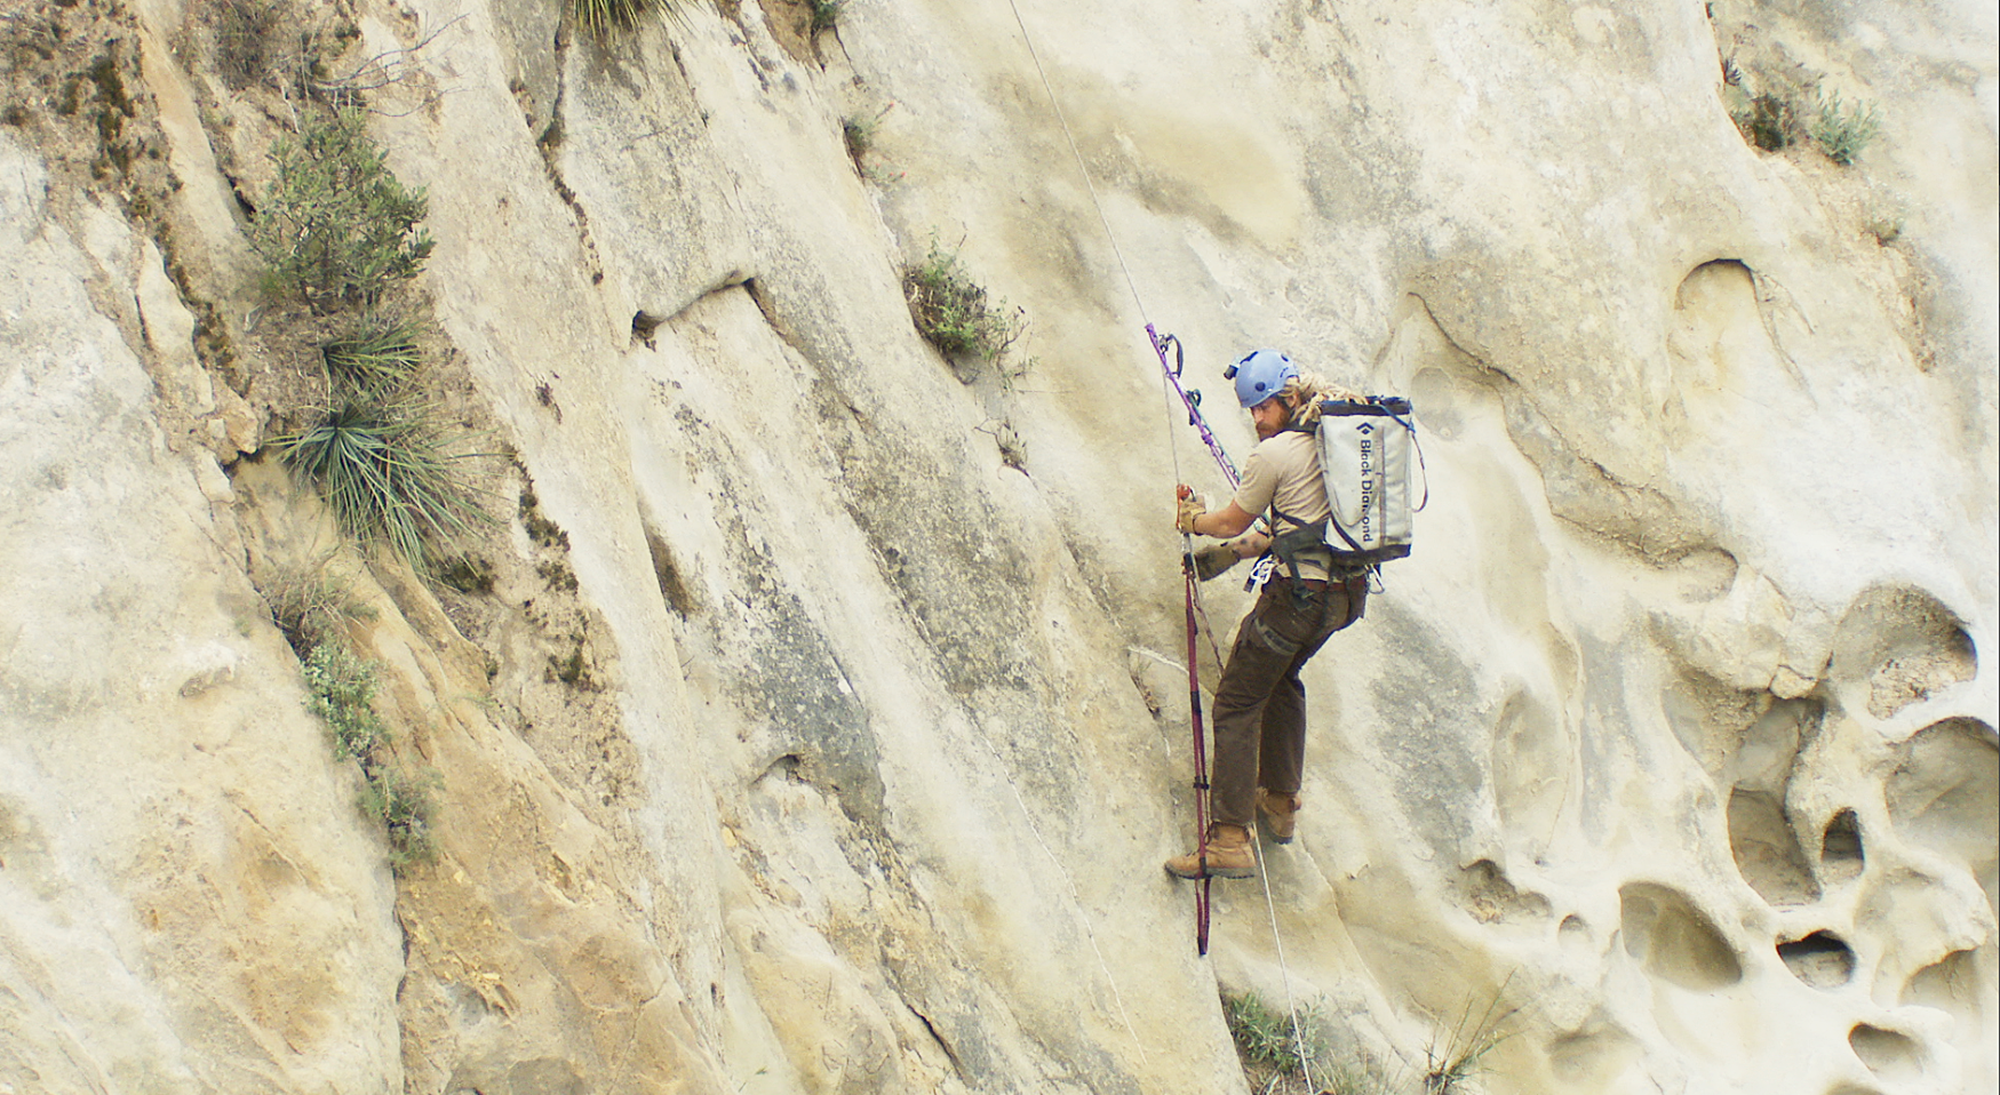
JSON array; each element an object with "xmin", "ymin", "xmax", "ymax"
[{"xmin": 1167, "ymin": 349, "xmax": 1367, "ymax": 880}]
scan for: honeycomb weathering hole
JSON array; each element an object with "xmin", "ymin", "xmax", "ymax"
[
  {"xmin": 1901, "ymin": 948, "xmax": 1978, "ymax": 1013},
  {"xmin": 1887, "ymin": 718, "xmax": 1999, "ymax": 913},
  {"xmin": 1821, "ymin": 808, "xmax": 1865, "ymax": 884},
  {"xmin": 1777, "ymin": 930, "xmax": 1854, "ymax": 988},
  {"xmin": 1848, "ymin": 1024, "xmax": 1923, "ymax": 1081},
  {"xmin": 1828, "ymin": 585, "xmax": 1976, "ymax": 720},
  {"xmin": 1618, "ymin": 882, "xmax": 1743, "ymax": 990},
  {"xmin": 1728, "ymin": 788, "xmax": 1821, "ymax": 905}
]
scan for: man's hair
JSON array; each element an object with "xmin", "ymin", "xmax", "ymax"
[{"xmin": 1283, "ymin": 371, "xmax": 1364, "ymax": 429}]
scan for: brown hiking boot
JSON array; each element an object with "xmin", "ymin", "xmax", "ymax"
[
  {"xmin": 1256, "ymin": 789, "xmax": 1300, "ymax": 844},
  {"xmin": 1164, "ymin": 824, "xmax": 1255, "ymax": 879}
]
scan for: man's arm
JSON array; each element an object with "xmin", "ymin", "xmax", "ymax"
[{"xmin": 1192, "ymin": 501, "xmax": 1258, "ymax": 539}]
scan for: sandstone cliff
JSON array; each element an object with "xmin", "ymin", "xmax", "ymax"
[{"xmin": 0, "ymin": 0, "xmax": 1994, "ymax": 1093}]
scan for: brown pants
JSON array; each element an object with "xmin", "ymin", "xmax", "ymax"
[{"xmin": 1209, "ymin": 576, "xmax": 1364, "ymax": 828}]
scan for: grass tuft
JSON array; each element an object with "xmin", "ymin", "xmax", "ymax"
[
  {"xmin": 280, "ymin": 398, "xmax": 489, "ymax": 567},
  {"xmin": 1224, "ymin": 991, "xmax": 1328, "ymax": 1087},
  {"xmin": 903, "ymin": 236, "xmax": 1024, "ymax": 365},
  {"xmin": 1422, "ymin": 979, "xmax": 1520, "ymax": 1094},
  {"xmin": 266, "ymin": 566, "xmax": 376, "ymax": 656},
  {"xmin": 1811, "ymin": 90, "xmax": 1879, "ymax": 166}
]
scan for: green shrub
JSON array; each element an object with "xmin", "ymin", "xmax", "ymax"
[
  {"xmin": 809, "ymin": 0, "xmax": 844, "ymax": 34},
  {"xmin": 321, "ymin": 318, "xmax": 422, "ymax": 395},
  {"xmin": 299, "ymin": 634, "xmax": 440, "ymax": 868},
  {"xmin": 903, "ymin": 237, "xmax": 1024, "ymax": 364},
  {"xmin": 303, "ymin": 641, "xmax": 388, "ymax": 760},
  {"xmin": 1811, "ymin": 90, "xmax": 1879, "ymax": 166},
  {"xmin": 252, "ymin": 107, "xmax": 433, "ymax": 310},
  {"xmin": 280, "ymin": 398, "xmax": 488, "ymax": 567}
]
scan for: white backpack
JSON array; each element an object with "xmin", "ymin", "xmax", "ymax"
[{"xmin": 1315, "ymin": 397, "xmax": 1424, "ymax": 566}]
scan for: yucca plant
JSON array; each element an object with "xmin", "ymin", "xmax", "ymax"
[
  {"xmin": 280, "ymin": 399, "xmax": 488, "ymax": 567},
  {"xmin": 321, "ymin": 318, "xmax": 421, "ymax": 395},
  {"xmin": 573, "ymin": 0, "xmax": 684, "ymax": 36}
]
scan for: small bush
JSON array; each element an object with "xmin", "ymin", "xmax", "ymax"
[
  {"xmin": 252, "ymin": 107, "xmax": 433, "ymax": 310},
  {"xmin": 358, "ymin": 761, "xmax": 438, "ymax": 865},
  {"xmin": 903, "ymin": 237, "xmax": 1024, "ymax": 364},
  {"xmin": 1864, "ymin": 216, "xmax": 1902, "ymax": 246},
  {"xmin": 842, "ymin": 114, "xmax": 874, "ymax": 165},
  {"xmin": 280, "ymin": 398, "xmax": 488, "ymax": 567},
  {"xmin": 303, "ymin": 641, "xmax": 388, "ymax": 760},
  {"xmin": 1811, "ymin": 90, "xmax": 1879, "ymax": 166},
  {"xmin": 321, "ymin": 318, "xmax": 422, "ymax": 395},
  {"xmin": 1732, "ymin": 92, "xmax": 1795, "ymax": 152}
]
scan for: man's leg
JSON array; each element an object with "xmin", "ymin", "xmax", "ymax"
[
  {"xmin": 1209, "ymin": 584, "xmax": 1343, "ymax": 827},
  {"xmin": 1254, "ymin": 586, "xmax": 1361, "ymax": 843}
]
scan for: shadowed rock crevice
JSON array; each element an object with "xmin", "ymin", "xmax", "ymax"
[{"xmin": 1408, "ymin": 296, "xmax": 1715, "ymax": 565}]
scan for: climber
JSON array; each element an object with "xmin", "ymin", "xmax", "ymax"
[{"xmin": 1166, "ymin": 349, "xmax": 1368, "ymax": 880}]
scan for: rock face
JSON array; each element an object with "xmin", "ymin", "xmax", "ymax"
[{"xmin": 0, "ymin": 0, "xmax": 1993, "ymax": 1093}]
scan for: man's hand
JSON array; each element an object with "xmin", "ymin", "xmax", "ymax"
[
  {"xmin": 1191, "ymin": 543, "xmax": 1239, "ymax": 581},
  {"xmin": 1175, "ymin": 486, "xmax": 1206, "ymax": 534}
]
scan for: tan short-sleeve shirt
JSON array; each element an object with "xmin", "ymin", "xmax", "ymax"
[{"xmin": 1231, "ymin": 431, "xmax": 1332, "ymax": 581}]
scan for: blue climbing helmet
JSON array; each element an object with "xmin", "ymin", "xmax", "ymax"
[{"xmin": 1226, "ymin": 348, "xmax": 1296, "ymax": 409}]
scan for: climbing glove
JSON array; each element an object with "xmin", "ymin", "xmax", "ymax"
[
  {"xmin": 1175, "ymin": 491, "xmax": 1206, "ymax": 535},
  {"xmin": 1191, "ymin": 543, "xmax": 1239, "ymax": 582}
]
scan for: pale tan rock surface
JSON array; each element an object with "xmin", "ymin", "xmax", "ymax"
[{"xmin": 0, "ymin": 0, "xmax": 1992, "ymax": 1093}]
